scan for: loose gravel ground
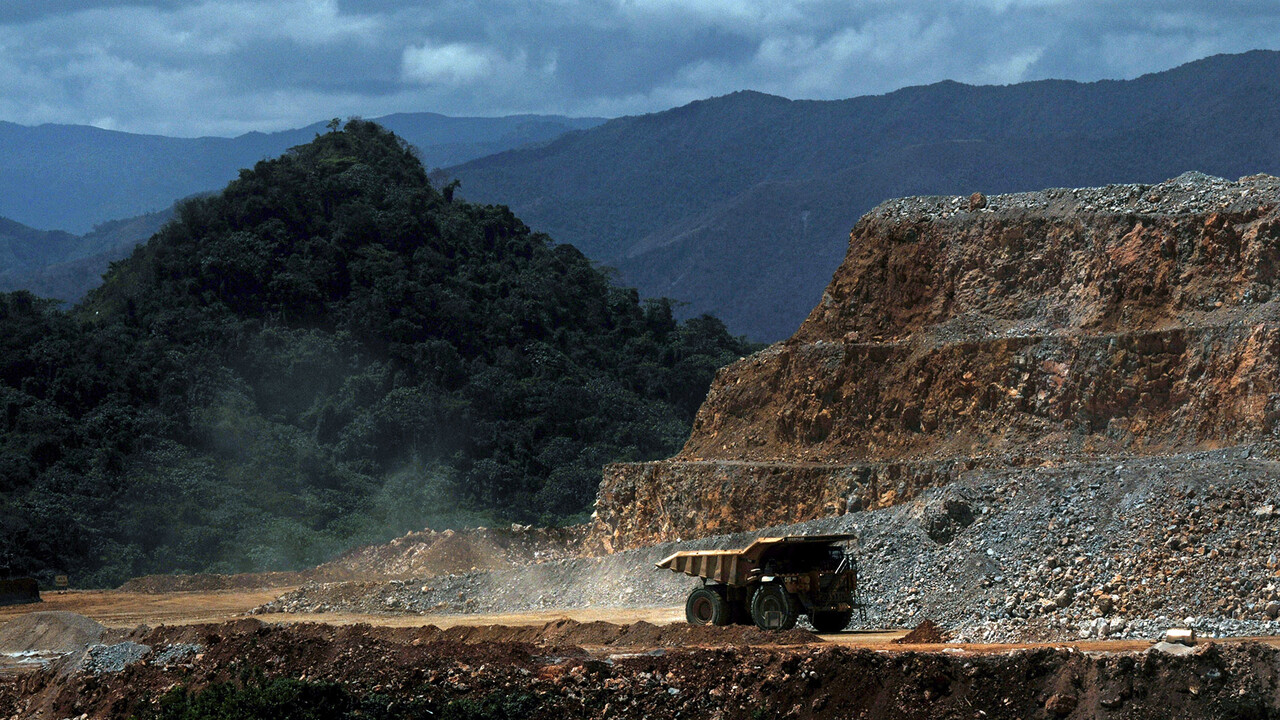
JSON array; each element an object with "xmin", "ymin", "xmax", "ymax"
[
  {"xmin": 78, "ymin": 642, "xmax": 151, "ymax": 674},
  {"xmin": 261, "ymin": 443, "xmax": 1280, "ymax": 643},
  {"xmin": 870, "ymin": 171, "xmax": 1280, "ymax": 223}
]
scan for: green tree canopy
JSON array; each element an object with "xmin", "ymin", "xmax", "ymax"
[{"xmin": 0, "ymin": 120, "xmax": 756, "ymax": 586}]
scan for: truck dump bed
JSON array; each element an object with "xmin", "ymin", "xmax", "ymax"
[{"xmin": 655, "ymin": 534, "xmax": 857, "ymax": 587}]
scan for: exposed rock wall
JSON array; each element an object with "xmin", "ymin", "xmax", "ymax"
[
  {"xmin": 798, "ymin": 175, "xmax": 1280, "ymax": 345},
  {"xmin": 590, "ymin": 460, "xmax": 975, "ymax": 553},
  {"xmin": 682, "ymin": 324, "xmax": 1280, "ymax": 464},
  {"xmin": 590, "ymin": 173, "xmax": 1280, "ymax": 551}
]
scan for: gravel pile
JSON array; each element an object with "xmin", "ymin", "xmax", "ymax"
[
  {"xmin": 869, "ymin": 172, "xmax": 1280, "ymax": 224},
  {"xmin": 894, "ymin": 620, "xmax": 947, "ymax": 644},
  {"xmin": 152, "ymin": 643, "xmax": 203, "ymax": 667},
  {"xmin": 78, "ymin": 642, "xmax": 151, "ymax": 674},
  {"xmin": 256, "ymin": 544, "xmax": 703, "ymax": 616},
  {"xmin": 844, "ymin": 445, "xmax": 1280, "ymax": 642},
  {"xmin": 316, "ymin": 524, "xmax": 585, "ymax": 578},
  {"xmin": 121, "ymin": 524, "xmax": 585, "ymax": 593},
  {"xmin": 261, "ymin": 444, "xmax": 1280, "ymax": 643}
]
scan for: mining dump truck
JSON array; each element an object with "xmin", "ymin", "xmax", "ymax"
[{"xmin": 656, "ymin": 534, "xmax": 863, "ymax": 632}]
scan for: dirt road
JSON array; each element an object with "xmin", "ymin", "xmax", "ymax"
[
  {"xmin": 7, "ymin": 589, "xmax": 1280, "ymax": 655},
  {"xmin": 0, "ymin": 589, "xmax": 286, "ymax": 628},
  {"xmin": 0, "ymin": 590, "xmax": 683, "ymax": 630}
]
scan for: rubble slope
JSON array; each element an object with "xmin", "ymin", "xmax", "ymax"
[
  {"xmin": 261, "ymin": 445, "xmax": 1280, "ymax": 643},
  {"xmin": 118, "ymin": 525, "xmax": 583, "ymax": 593}
]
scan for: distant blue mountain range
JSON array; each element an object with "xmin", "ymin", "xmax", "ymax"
[
  {"xmin": 0, "ymin": 112, "xmax": 605, "ymax": 234},
  {"xmin": 5, "ymin": 51, "xmax": 1280, "ymax": 339},
  {"xmin": 0, "ymin": 208, "xmax": 173, "ymax": 302},
  {"xmin": 449, "ymin": 50, "xmax": 1280, "ymax": 340},
  {"xmin": 0, "ymin": 112, "xmax": 604, "ymax": 303}
]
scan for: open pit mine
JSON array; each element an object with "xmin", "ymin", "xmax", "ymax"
[
  {"xmin": 8, "ymin": 173, "xmax": 1280, "ymax": 719},
  {"xmin": 592, "ymin": 172, "xmax": 1280, "ymax": 551}
]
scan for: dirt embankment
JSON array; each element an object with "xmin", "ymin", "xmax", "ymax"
[
  {"xmin": 589, "ymin": 173, "xmax": 1280, "ymax": 551},
  {"xmin": 895, "ymin": 620, "xmax": 948, "ymax": 644},
  {"xmin": 3, "ymin": 618, "xmax": 1279, "ymax": 719}
]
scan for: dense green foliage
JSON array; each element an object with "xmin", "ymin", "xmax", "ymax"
[{"xmin": 0, "ymin": 120, "xmax": 753, "ymax": 586}]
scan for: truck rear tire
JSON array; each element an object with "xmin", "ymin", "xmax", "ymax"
[
  {"xmin": 750, "ymin": 584, "xmax": 798, "ymax": 630},
  {"xmin": 686, "ymin": 586, "xmax": 731, "ymax": 626},
  {"xmin": 809, "ymin": 610, "xmax": 853, "ymax": 633}
]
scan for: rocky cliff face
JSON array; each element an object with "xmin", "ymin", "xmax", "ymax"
[{"xmin": 590, "ymin": 173, "xmax": 1280, "ymax": 551}]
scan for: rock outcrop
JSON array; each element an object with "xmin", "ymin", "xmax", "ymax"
[{"xmin": 590, "ymin": 173, "xmax": 1280, "ymax": 551}]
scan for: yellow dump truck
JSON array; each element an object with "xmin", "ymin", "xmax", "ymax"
[{"xmin": 656, "ymin": 534, "xmax": 863, "ymax": 632}]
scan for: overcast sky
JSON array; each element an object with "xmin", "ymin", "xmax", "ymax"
[{"xmin": 2, "ymin": 0, "xmax": 1278, "ymax": 137}]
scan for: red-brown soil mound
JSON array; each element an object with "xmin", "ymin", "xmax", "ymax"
[{"xmin": 894, "ymin": 620, "xmax": 948, "ymax": 644}]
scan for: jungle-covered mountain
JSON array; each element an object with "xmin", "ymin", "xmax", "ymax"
[
  {"xmin": 449, "ymin": 50, "xmax": 1280, "ymax": 340},
  {"xmin": 0, "ymin": 112, "xmax": 604, "ymax": 234},
  {"xmin": 0, "ymin": 120, "xmax": 753, "ymax": 587}
]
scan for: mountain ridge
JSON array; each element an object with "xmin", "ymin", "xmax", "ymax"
[
  {"xmin": 448, "ymin": 50, "xmax": 1280, "ymax": 340},
  {"xmin": 6, "ymin": 51, "xmax": 1280, "ymax": 339},
  {"xmin": 0, "ymin": 209, "xmax": 174, "ymax": 302},
  {"xmin": 0, "ymin": 112, "xmax": 605, "ymax": 234}
]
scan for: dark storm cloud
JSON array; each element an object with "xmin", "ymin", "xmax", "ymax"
[
  {"xmin": 221, "ymin": 38, "xmax": 404, "ymax": 96},
  {"xmin": 1022, "ymin": 1, "xmax": 1280, "ymax": 80},
  {"xmin": 1, "ymin": 0, "xmax": 1277, "ymax": 136}
]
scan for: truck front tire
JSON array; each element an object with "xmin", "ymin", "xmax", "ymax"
[
  {"xmin": 686, "ymin": 586, "xmax": 731, "ymax": 626},
  {"xmin": 750, "ymin": 584, "xmax": 799, "ymax": 630}
]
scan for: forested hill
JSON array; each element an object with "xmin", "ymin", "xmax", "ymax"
[{"xmin": 0, "ymin": 120, "xmax": 754, "ymax": 587}]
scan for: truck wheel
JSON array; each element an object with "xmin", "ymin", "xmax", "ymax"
[
  {"xmin": 809, "ymin": 610, "xmax": 853, "ymax": 633},
  {"xmin": 685, "ymin": 586, "xmax": 731, "ymax": 626},
  {"xmin": 750, "ymin": 584, "xmax": 798, "ymax": 631}
]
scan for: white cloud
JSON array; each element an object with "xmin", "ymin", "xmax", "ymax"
[
  {"xmin": 611, "ymin": 0, "xmax": 806, "ymax": 28},
  {"xmin": 401, "ymin": 41, "xmax": 514, "ymax": 86}
]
